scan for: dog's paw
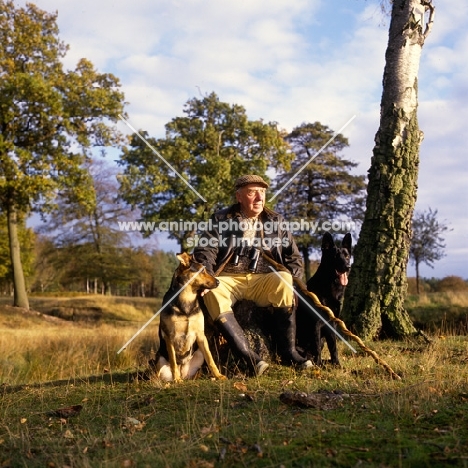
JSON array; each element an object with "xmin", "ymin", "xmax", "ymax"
[{"xmin": 216, "ymin": 374, "xmax": 228, "ymax": 381}]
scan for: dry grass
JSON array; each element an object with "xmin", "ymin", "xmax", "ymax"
[
  {"xmin": 406, "ymin": 290, "xmax": 468, "ymax": 308},
  {"xmin": 0, "ymin": 293, "xmax": 467, "ymax": 466},
  {"xmin": 406, "ymin": 291, "xmax": 468, "ymax": 335},
  {"xmin": 1, "ymin": 335, "xmax": 467, "ymax": 467},
  {"xmin": 0, "ymin": 296, "xmax": 161, "ymax": 386}
]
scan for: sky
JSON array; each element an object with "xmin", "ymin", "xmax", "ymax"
[{"xmin": 20, "ymin": 0, "xmax": 468, "ymax": 279}]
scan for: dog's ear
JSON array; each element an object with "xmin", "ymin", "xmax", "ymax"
[
  {"xmin": 322, "ymin": 232, "xmax": 335, "ymax": 250},
  {"xmin": 342, "ymin": 233, "xmax": 352, "ymax": 253},
  {"xmin": 176, "ymin": 252, "xmax": 192, "ymax": 267}
]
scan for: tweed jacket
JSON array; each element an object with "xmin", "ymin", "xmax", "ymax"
[{"xmin": 193, "ymin": 203, "xmax": 304, "ymax": 279}]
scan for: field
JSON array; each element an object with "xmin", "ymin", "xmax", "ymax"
[{"xmin": 1, "ymin": 293, "xmax": 468, "ymax": 467}]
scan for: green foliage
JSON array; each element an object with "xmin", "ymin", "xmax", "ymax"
[
  {"xmin": 150, "ymin": 250, "xmax": 179, "ymax": 297},
  {"xmin": 273, "ymin": 122, "xmax": 366, "ymax": 275},
  {"xmin": 118, "ymin": 92, "xmax": 290, "ymax": 248},
  {"xmin": 35, "ymin": 159, "xmax": 136, "ymax": 294},
  {"xmin": 31, "ymin": 235, "xmax": 179, "ymax": 297},
  {"xmin": 0, "ymin": 1, "xmax": 125, "ymax": 212},
  {"xmin": 0, "ymin": 1, "xmax": 126, "ymax": 306}
]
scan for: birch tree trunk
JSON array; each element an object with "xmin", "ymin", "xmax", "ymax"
[{"xmin": 343, "ymin": 0, "xmax": 435, "ymax": 339}]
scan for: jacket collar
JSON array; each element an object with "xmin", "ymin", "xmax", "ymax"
[{"xmin": 221, "ymin": 203, "xmax": 279, "ymax": 222}]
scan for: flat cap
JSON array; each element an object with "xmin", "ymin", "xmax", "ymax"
[{"xmin": 234, "ymin": 174, "xmax": 269, "ymax": 190}]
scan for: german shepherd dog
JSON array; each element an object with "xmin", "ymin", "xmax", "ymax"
[
  {"xmin": 154, "ymin": 252, "xmax": 226, "ymax": 382},
  {"xmin": 297, "ymin": 232, "xmax": 352, "ymax": 366}
]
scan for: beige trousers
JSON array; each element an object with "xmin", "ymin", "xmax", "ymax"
[{"xmin": 202, "ymin": 271, "xmax": 294, "ymax": 321}]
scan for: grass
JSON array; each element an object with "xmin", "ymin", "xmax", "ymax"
[
  {"xmin": 406, "ymin": 291, "xmax": 468, "ymax": 335},
  {"xmin": 0, "ymin": 295, "xmax": 161, "ymax": 386},
  {"xmin": 0, "ymin": 294, "xmax": 468, "ymax": 467}
]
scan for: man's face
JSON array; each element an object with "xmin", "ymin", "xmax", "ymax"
[{"xmin": 236, "ymin": 184, "xmax": 266, "ymax": 217}]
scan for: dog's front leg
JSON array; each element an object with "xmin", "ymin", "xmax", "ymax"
[
  {"xmin": 165, "ymin": 340, "xmax": 182, "ymax": 382},
  {"xmin": 197, "ymin": 335, "xmax": 227, "ymax": 380},
  {"xmin": 325, "ymin": 325, "xmax": 340, "ymax": 366},
  {"xmin": 310, "ymin": 321, "xmax": 323, "ymax": 366}
]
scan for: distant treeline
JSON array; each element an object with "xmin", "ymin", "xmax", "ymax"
[{"xmin": 407, "ymin": 276, "xmax": 468, "ymax": 295}]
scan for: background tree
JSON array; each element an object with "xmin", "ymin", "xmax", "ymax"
[
  {"xmin": 433, "ymin": 276, "xmax": 468, "ymax": 292},
  {"xmin": 39, "ymin": 159, "xmax": 135, "ymax": 295},
  {"xmin": 410, "ymin": 208, "xmax": 449, "ymax": 294},
  {"xmin": 30, "ymin": 234, "xmax": 61, "ymax": 293},
  {"xmin": 273, "ymin": 122, "xmax": 366, "ymax": 278},
  {"xmin": 343, "ymin": 0, "xmax": 435, "ymax": 339},
  {"xmin": 0, "ymin": 211, "xmax": 35, "ymax": 295},
  {"xmin": 118, "ymin": 92, "xmax": 291, "ymax": 250},
  {"xmin": 0, "ymin": 1, "xmax": 126, "ymax": 308},
  {"xmin": 149, "ymin": 250, "xmax": 179, "ymax": 297}
]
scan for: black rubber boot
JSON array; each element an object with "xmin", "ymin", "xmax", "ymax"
[
  {"xmin": 216, "ymin": 312, "xmax": 269, "ymax": 376},
  {"xmin": 271, "ymin": 307, "xmax": 312, "ymax": 368}
]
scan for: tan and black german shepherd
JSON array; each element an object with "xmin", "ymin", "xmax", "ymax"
[{"xmin": 154, "ymin": 252, "xmax": 226, "ymax": 382}]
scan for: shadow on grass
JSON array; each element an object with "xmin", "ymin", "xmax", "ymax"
[{"xmin": 1, "ymin": 369, "xmax": 147, "ymax": 395}]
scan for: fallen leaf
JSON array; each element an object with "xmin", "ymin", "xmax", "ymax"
[
  {"xmin": 63, "ymin": 430, "xmax": 74, "ymax": 439},
  {"xmin": 47, "ymin": 405, "xmax": 83, "ymax": 419},
  {"xmin": 188, "ymin": 460, "xmax": 214, "ymax": 468},
  {"xmin": 123, "ymin": 417, "xmax": 146, "ymax": 431},
  {"xmin": 251, "ymin": 443, "xmax": 263, "ymax": 457},
  {"xmin": 126, "ymin": 417, "xmax": 141, "ymax": 426},
  {"xmin": 199, "ymin": 444, "xmax": 209, "ymax": 452},
  {"xmin": 20, "ymin": 418, "xmax": 27, "ymax": 424},
  {"xmin": 233, "ymin": 382, "xmax": 248, "ymax": 392},
  {"xmin": 200, "ymin": 425, "xmax": 218, "ymax": 436}
]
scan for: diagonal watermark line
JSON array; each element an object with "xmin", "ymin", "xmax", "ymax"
[
  {"xmin": 119, "ymin": 114, "xmax": 207, "ymax": 202},
  {"xmin": 117, "ymin": 265, "xmax": 208, "ymax": 354},
  {"xmin": 268, "ymin": 267, "xmax": 357, "ymax": 354},
  {"xmin": 269, "ymin": 114, "xmax": 356, "ymax": 202}
]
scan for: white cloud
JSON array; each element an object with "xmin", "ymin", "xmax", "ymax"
[{"xmin": 16, "ymin": 0, "xmax": 468, "ymax": 278}]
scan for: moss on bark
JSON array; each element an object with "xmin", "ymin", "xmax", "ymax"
[{"xmin": 343, "ymin": 105, "xmax": 420, "ymax": 339}]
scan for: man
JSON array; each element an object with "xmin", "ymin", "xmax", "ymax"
[{"xmin": 194, "ymin": 174, "xmax": 312, "ymax": 375}]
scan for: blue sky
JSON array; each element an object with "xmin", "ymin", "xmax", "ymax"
[{"xmin": 23, "ymin": 0, "xmax": 468, "ymax": 279}]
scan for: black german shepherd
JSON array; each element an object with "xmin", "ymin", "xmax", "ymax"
[
  {"xmin": 297, "ymin": 232, "xmax": 352, "ymax": 366},
  {"xmin": 154, "ymin": 253, "xmax": 226, "ymax": 382}
]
